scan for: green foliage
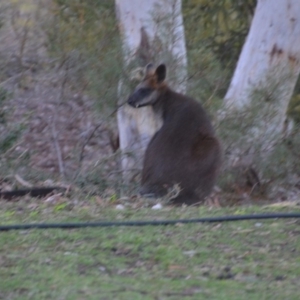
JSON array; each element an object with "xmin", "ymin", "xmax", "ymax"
[
  {"xmin": 0, "ymin": 87, "xmax": 9, "ymax": 103},
  {"xmin": 0, "ymin": 126, "xmax": 23, "ymax": 152},
  {"xmin": 47, "ymin": 0, "xmax": 122, "ymax": 111},
  {"xmin": 183, "ymin": 0, "xmax": 256, "ymax": 68},
  {"xmin": 182, "ymin": 0, "xmax": 256, "ymax": 110},
  {"xmin": 0, "ymin": 88, "xmax": 10, "ymax": 124},
  {"xmin": 262, "ymin": 133, "xmax": 300, "ymax": 180},
  {"xmin": 0, "ymin": 88, "xmax": 18, "ymax": 152},
  {"xmin": 288, "ymin": 94, "xmax": 300, "ymax": 124},
  {"xmin": 216, "ymin": 70, "xmax": 300, "ymax": 194}
]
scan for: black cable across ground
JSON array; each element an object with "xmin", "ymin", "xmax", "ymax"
[{"xmin": 0, "ymin": 213, "xmax": 300, "ymax": 231}]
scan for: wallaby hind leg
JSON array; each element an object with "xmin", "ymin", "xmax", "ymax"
[{"xmin": 139, "ymin": 183, "xmax": 168, "ymax": 198}]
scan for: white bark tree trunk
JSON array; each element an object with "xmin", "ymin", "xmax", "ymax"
[
  {"xmin": 115, "ymin": 0, "xmax": 187, "ymax": 181},
  {"xmin": 224, "ymin": 0, "xmax": 300, "ymax": 143}
]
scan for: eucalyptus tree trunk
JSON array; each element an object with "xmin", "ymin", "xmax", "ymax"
[
  {"xmin": 115, "ymin": 0, "xmax": 187, "ymax": 181},
  {"xmin": 224, "ymin": 0, "xmax": 300, "ymax": 153}
]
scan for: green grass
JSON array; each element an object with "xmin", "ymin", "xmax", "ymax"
[{"xmin": 0, "ymin": 200, "xmax": 300, "ymax": 299}]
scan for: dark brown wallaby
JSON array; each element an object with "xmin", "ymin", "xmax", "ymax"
[{"xmin": 127, "ymin": 63, "xmax": 222, "ymax": 205}]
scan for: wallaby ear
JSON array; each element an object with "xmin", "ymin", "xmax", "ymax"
[{"xmin": 155, "ymin": 64, "xmax": 166, "ymax": 83}]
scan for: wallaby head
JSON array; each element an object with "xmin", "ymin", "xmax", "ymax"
[{"xmin": 127, "ymin": 63, "xmax": 167, "ymax": 108}]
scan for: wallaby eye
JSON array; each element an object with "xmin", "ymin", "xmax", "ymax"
[{"xmin": 137, "ymin": 88, "xmax": 153, "ymax": 98}]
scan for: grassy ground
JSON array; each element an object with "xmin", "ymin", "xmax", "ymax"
[{"xmin": 0, "ymin": 198, "xmax": 300, "ymax": 300}]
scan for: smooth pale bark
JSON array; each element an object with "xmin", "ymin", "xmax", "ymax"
[
  {"xmin": 115, "ymin": 0, "xmax": 187, "ymax": 180},
  {"xmin": 224, "ymin": 0, "xmax": 300, "ymax": 141}
]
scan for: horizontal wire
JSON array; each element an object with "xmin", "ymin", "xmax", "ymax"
[{"xmin": 1, "ymin": 213, "xmax": 300, "ymax": 231}]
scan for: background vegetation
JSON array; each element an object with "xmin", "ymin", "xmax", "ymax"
[{"xmin": 0, "ymin": 0, "xmax": 299, "ymax": 202}]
